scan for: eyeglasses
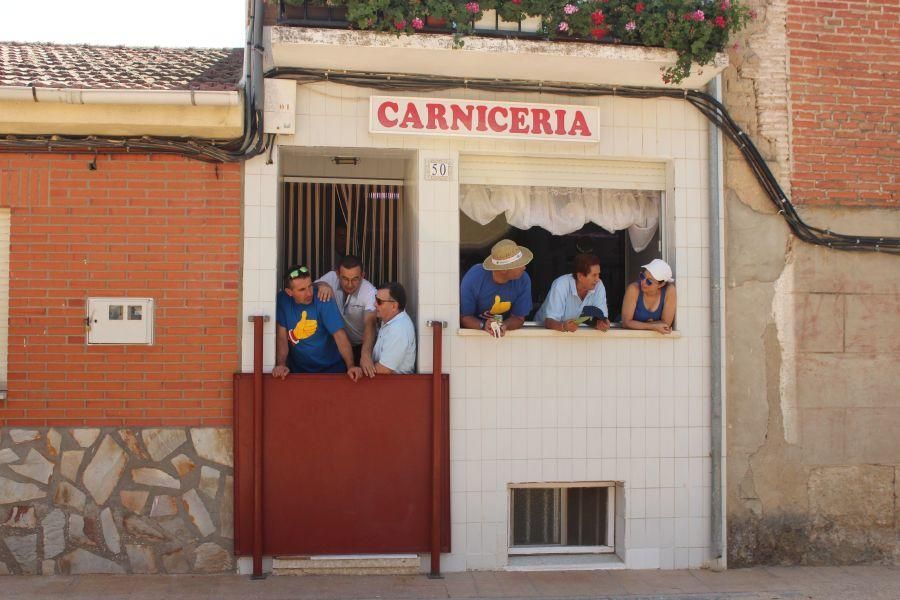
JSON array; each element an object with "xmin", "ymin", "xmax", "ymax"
[
  {"xmin": 288, "ymin": 266, "xmax": 309, "ymax": 279},
  {"xmin": 375, "ymin": 297, "xmax": 396, "ymax": 305}
]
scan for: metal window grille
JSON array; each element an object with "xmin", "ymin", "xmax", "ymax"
[
  {"xmin": 511, "ymin": 486, "xmax": 611, "ymax": 549},
  {"xmin": 282, "ymin": 181, "xmax": 402, "ymax": 286}
]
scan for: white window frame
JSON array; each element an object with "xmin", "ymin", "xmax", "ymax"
[{"xmin": 508, "ymin": 482, "xmax": 616, "ymax": 555}]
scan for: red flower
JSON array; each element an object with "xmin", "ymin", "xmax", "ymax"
[
  {"xmin": 635, "ymin": 2, "xmax": 645, "ymax": 14},
  {"xmin": 591, "ymin": 10, "xmax": 605, "ymax": 25},
  {"xmin": 394, "ymin": 19, "xmax": 407, "ymax": 30},
  {"xmin": 714, "ymin": 15, "xmax": 726, "ymax": 28},
  {"xmin": 591, "ymin": 27, "xmax": 608, "ymax": 39},
  {"xmin": 512, "ymin": 0, "xmax": 522, "ymax": 4}
]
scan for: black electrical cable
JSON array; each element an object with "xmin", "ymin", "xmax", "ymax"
[
  {"xmin": 263, "ymin": 66, "xmax": 899, "ymax": 255},
  {"xmin": 0, "ymin": 61, "xmax": 895, "ymax": 253}
]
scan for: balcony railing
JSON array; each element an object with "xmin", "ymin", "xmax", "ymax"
[{"xmin": 277, "ymin": 0, "xmax": 553, "ymax": 40}]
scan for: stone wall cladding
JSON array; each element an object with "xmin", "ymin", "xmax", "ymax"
[
  {"xmin": 0, "ymin": 427, "xmax": 234, "ymax": 575},
  {"xmin": 0, "ymin": 153, "xmax": 242, "ymax": 427},
  {"xmin": 788, "ymin": 1, "xmax": 899, "ymax": 206}
]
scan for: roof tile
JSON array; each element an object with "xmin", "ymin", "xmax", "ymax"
[{"xmin": 0, "ymin": 42, "xmax": 243, "ymax": 91}]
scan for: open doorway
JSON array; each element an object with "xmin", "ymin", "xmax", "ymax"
[{"xmin": 281, "ymin": 179, "xmax": 403, "ymax": 287}]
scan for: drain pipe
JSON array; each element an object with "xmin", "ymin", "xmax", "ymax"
[{"xmin": 707, "ymin": 74, "xmax": 725, "ymax": 567}]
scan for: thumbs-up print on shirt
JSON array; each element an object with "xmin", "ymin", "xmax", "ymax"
[
  {"xmin": 288, "ymin": 310, "xmax": 318, "ymax": 344},
  {"xmin": 489, "ymin": 295, "xmax": 512, "ymax": 315}
]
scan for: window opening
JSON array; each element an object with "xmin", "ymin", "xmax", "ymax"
[
  {"xmin": 460, "ymin": 190, "xmax": 662, "ymax": 322},
  {"xmin": 282, "ymin": 181, "xmax": 403, "ymax": 285},
  {"xmin": 510, "ymin": 485, "xmax": 614, "ymax": 553}
]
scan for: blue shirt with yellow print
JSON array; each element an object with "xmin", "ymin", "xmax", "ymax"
[
  {"xmin": 276, "ymin": 288, "xmax": 345, "ymax": 373},
  {"xmin": 459, "ymin": 264, "xmax": 532, "ymax": 322}
]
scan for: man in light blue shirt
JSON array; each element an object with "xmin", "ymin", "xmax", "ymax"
[
  {"xmin": 534, "ymin": 253, "xmax": 611, "ymax": 332},
  {"xmin": 372, "ymin": 282, "xmax": 416, "ymax": 375}
]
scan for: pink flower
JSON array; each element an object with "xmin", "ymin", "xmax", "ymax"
[
  {"xmin": 558, "ymin": 21, "xmax": 570, "ymax": 32},
  {"xmin": 465, "ymin": 2, "xmax": 480, "ymax": 13},
  {"xmin": 625, "ymin": 21, "xmax": 636, "ymax": 31},
  {"xmin": 714, "ymin": 15, "xmax": 726, "ymax": 28},
  {"xmin": 635, "ymin": 2, "xmax": 646, "ymax": 14},
  {"xmin": 720, "ymin": 0, "xmax": 731, "ymax": 9},
  {"xmin": 564, "ymin": 4, "xmax": 578, "ymax": 15},
  {"xmin": 394, "ymin": 20, "xmax": 407, "ymax": 30},
  {"xmin": 411, "ymin": 17, "xmax": 424, "ymax": 30},
  {"xmin": 693, "ymin": 10, "xmax": 705, "ymax": 21},
  {"xmin": 512, "ymin": 0, "xmax": 521, "ymax": 3},
  {"xmin": 591, "ymin": 10, "xmax": 605, "ymax": 25}
]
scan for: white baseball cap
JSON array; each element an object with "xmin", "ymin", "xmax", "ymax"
[{"xmin": 641, "ymin": 259, "xmax": 674, "ymax": 283}]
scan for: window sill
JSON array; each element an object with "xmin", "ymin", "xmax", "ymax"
[
  {"xmin": 505, "ymin": 553, "xmax": 625, "ymax": 571},
  {"xmin": 456, "ymin": 327, "xmax": 680, "ymax": 339},
  {"xmin": 508, "ymin": 545, "xmax": 614, "ymax": 555}
]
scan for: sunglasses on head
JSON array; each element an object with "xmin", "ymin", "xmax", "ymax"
[{"xmin": 288, "ymin": 266, "xmax": 309, "ymax": 279}]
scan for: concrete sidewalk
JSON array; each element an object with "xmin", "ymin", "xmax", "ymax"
[{"xmin": 1, "ymin": 566, "xmax": 897, "ymax": 600}]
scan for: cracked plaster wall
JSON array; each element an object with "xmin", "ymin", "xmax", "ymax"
[{"xmin": 723, "ymin": 0, "xmax": 899, "ymax": 566}]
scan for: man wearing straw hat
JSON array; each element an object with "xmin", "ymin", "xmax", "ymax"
[{"xmin": 460, "ymin": 239, "xmax": 533, "ymax": 337}]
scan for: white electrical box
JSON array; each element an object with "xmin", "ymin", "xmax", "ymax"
[
  {"xmin": 87, "ymin": 298, "xmax": 154, "ymax": 345},
  {"xmin": 263, "ymin": 79, "xmax": 296, "ymax": 135}
]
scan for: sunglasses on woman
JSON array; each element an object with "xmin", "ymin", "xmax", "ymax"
[{"xmin": 640, "ymin": 272, "xmax": 662, "ymax": 286}]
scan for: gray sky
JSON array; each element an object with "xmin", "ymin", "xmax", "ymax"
[{"xmin": 1, "ymin": 0, "xmax": 246, "ymax": 48}]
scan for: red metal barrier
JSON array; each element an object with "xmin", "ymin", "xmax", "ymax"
[{"xmin": 233, "ymin": 324, "xmax": 450, "ymax": 571}]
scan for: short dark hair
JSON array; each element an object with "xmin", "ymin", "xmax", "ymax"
[
  {"xmin": 573, "ymin": 253, "xmax": 601, "ymax": 278},
  {"xmin": 284, "ymin": 264, "xmax": 311, "ymax": 286},
  {"xmin": 338, "ymin": 255, "xmax": 363, "ymax": 272},
  {"xmin": 380, "ymin": 282, "xmax": 407, "ymax": 312}
]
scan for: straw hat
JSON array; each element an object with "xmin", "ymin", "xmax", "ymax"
[{"xmin": 483, "ymin": 239, "xmax": 534, "ymax": 271}]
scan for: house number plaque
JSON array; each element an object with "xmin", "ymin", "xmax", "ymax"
[{"xmin": 425, "ymin": 159, "xmax": 452, "ymax": 181}]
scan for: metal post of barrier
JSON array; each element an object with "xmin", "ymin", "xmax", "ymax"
[
  {"xmin": 249, "ymin": 315, "xmax": 269, "ymax": 580},
  {"xmin": 427, "ymin": 320, "xmax": 446, "ymax": 579}
]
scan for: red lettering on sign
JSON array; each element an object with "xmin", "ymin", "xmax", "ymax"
[
  {"xmin": 475, "ymin": 105, "xmax": 489, "ymax": 132},
  {"xmin": 530, "ymin": 109, "xmax": 552, "ymax": 135},
  {"xmin": 426, "ymin": 103, "xmax": 449, "ymax": 130},
  {"xmin": 373, "ymin": 97, "xmax": 596, "ymax": 141},
  {"xmin": 488, "ymin": 106, "xmax": 508, "ymax": 132},
  {"xmin": 377, "ymin": 101, "xmax": 399, "ymax": 128},
  {"xmin": 399, "ymin": 103, "xmax": 424, "ymax": 129},
  {"xmin": 509, "ymin": 107, "xmax": 529, "ymax": 134},
  {"xmin": 450, "ymin": 105, "xmax": 474, "ymax": 131},
  {"xmin": 568, "ymin": 111, "xmax": 591, "ymax": 137},
  {"xmin": 554, "ymin": 110, "xmax": 567, "ymax": 136}
]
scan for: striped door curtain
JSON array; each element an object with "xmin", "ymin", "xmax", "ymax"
[{"xmin": 282, "ymin": 181, "xmax": 403, "ymax": 287}]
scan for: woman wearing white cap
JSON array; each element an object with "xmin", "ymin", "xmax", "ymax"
[{"xmin": 621, "ymin": 258, "xmax": 677, "ymax": 334}]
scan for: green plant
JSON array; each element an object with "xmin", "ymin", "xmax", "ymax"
[{"xmin": 285, "ymin": 0, "xmax": 752, "ymax": 84}]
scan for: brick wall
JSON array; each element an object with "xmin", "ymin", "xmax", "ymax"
[
  {"xmin": 0, "ymin": 154, "xmax": 242, "ymax": 427},
  {"xmin": 788, "ymin": 0, "xmax": 899, "ymax": 206}
]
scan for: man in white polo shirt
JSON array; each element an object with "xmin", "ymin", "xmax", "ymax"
[
  {"xmin": 315, "ymin": 255, "xmax": 378, "ymax": 376},
  {"xmin": 372, "ymin": 282, "xmax": 416, "ymax": 375}
]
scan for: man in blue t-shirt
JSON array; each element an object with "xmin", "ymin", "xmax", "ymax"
[
  {"xmin": 272, "ymin": 265, "xmax": 362, "ymax": 381},
  {"xmin": 460, "ymin": 239, "xmax": 533, "ymax": 337}
]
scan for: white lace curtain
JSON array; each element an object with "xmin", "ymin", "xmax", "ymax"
[{"xmin": 459, "ymin": 185, "xmax": 660, "ymax": 252}]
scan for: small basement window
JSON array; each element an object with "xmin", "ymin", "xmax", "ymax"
[{"xmin": 509, "ymin": 484, "xmax": 615, "ymax": 554}]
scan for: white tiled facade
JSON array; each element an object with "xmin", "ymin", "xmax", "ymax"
[{"xmin": 242, "ymin": 81, "xmax": 718, "ymax": 571}]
